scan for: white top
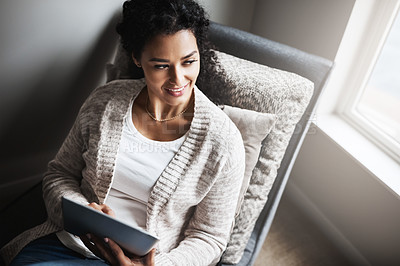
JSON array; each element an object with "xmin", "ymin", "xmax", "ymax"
[
  {"xmin": 56, "ymin": 98, "xmax": 187, "ymax": 257},
  {"xmin": 105, "ymin": 100, "xmax": 187, "ymax": 229}
]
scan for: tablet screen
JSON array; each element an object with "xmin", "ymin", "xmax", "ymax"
[{"xmin": 62, "ymin": 196, "xmax": 159, "ymax": 256}]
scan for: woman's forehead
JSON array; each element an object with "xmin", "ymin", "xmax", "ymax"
[{"xmin": 142, "ymin": 30, "xmax": 199, "ymax": 59}]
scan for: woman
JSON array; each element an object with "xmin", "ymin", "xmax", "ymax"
[{"xmin": 1, "ymin": 0, "xmax": 245, "ymax": 265}]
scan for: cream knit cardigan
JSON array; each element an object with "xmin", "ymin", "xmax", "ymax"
[{"xmin": 1, "ymin": 79, "xmax": 245, "ymax": 266}]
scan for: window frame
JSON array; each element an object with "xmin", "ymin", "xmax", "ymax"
[{"xmin": 335, "ymin": 0, "xmax": 400, "ymax": 163}]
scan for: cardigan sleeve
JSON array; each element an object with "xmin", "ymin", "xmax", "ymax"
[
  {"xmin": 155, "ymin": 138, "xmax": 246, "ymax": 266},
  {"xmin": 42, "ymin": 105, "xmax": 90, "ymax": 228}
]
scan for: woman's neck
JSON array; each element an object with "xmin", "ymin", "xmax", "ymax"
[
  {"xmin": 146, "ymin": 89, "xmax": 193, "ymax": 122},
  {"xmin": 131, "ymin": 88, "xmax": 194, "ymax": 141}
]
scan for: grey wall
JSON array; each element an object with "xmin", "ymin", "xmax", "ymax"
[
  {"xmin": 0, "ymin": 0, "xmax": 123, "ymax": 206},
  {"xmin": 200, "ymin": 0, "xmax": 354, "ymax": 61},
  {"xmin": 250, "ymin": 0, "xmax": 355, "ymax": 61},
  {"xmin": 287, "ymin": 125, "xmax": 400, "ymax": 265},
  {"xmin": 197, "ymin": 0, "xmax": 257, "ymax": 32}
]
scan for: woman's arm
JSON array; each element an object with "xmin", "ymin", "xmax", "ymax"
[
  {"xmin": 42, "ymin": 106, "xmax": 89, "ymax": 228},
  {"xmin": 156, "ymin": 144, "xmax": 245, "ymax": 266}
]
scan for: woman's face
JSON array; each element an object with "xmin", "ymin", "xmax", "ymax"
[{"xmin": 135, "ymin": 30, "xmax": 200, "ymax": 108}]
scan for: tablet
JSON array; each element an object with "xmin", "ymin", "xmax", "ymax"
[{"xmin": 62, "ymin": 196, "xmax": 159, "ymax": 256}]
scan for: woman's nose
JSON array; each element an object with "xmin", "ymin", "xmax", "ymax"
[{"xmin": 169, "ymin": 66, "xmax": 185, "ymax": 86}]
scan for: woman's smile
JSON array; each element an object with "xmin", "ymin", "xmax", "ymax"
[{"xmin": 164, "ymin": 83, "xmax": 189, "ymax": 97}]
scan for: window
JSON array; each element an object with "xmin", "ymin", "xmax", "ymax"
[{"xmin": 340, "ymin": 1, "xmax": 400, "ymax": 162}]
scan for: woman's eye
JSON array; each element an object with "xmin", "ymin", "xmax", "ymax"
[
  {"xmin": 154, "ymin": 65, "xmax": 169, "ymax": 69},
  {"xmin": 184, "ymin": 59, "xmax": 198, "ymax": 65}
]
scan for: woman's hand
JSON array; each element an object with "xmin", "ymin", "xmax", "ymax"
[
  {"xmin": 79, "ymin": 202, "xmax": 155, "ymax": 265},
  {"xmin": 87, "ymin": 202, "xmax": 116, "ymax": 217},
  {"xmin": 81, "ymin": 234, "xmax": 155, "ymax": 266}
]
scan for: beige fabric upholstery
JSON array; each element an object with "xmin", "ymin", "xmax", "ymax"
[
  {"xmin": 211, "ymin": 51, "xmax": 313, "ymax": 263},
  {"xmin": 220, "ymin": 105, "xmax": 276, "ymax": 217}
]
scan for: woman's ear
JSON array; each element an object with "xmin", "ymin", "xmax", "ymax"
[{"xmin": 132, "ymin": 53, "xmax": 141, "ymax": 68}]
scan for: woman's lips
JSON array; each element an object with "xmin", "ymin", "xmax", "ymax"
[{"xmin": 165, "ymin": 83, "xmax": 188, "ymax": 96}]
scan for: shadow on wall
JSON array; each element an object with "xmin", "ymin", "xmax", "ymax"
[{"xmin": 0, "ymin": 0, "xmax": 123, "ymax": 209}]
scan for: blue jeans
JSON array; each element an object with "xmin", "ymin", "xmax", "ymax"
[{"xmin": 10, "ymin": 234, "xmax": 108, "ymax": 266}]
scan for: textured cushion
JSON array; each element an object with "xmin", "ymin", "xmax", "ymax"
[
  {"xmin": 209, "ymin": 51, "xmax": 314, "ymax": 264},
  {"xmin": 220, "ymin": 105, "xmax": 276, "ymax": 216}
]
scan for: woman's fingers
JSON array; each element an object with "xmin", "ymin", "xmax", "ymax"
[
  {"xmin": 80, "ymin": 234, "xmax": 117, "ymax": 265},
  {"xmin": 81, "ymin": 235, "xmax": 155, "ymax": 266},
  {"xmin": 106, "ymin": 238, "xmax": 132, "ymax": 265},
  {"xmin": 88, "ymin": 202, "xmax": 102, "ymax": 211},
  {"xmin": 101, "ymin": 205, "xmax": 116, "ymax": 217},
  {"xmin": 106, "ymin": 238, "xmax": 156, "ymax": 266},
  {"xmin": 88, "ymin": 202, "xmax": 116, "ymax": 217},
  {"xmin": 145, "ymin": 248, "xmax": 156, "ymax": 266},
  {"xmin": 91, "ymin": 235, "xmax": 119, "ymax": 265},
  {"xmin": 80, "ymin": 234, "xmax": 102, "ymax": 258}
]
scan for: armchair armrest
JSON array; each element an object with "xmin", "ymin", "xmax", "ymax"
[{"xmin": 0, "ymin": 175, "xmax": 46, "ymax": 249}]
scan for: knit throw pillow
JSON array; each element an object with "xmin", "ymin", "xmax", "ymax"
[
  {"xmin": 210, "ymin": 51, "xmax": 314, "ymax": 264},
  {"xmin": 220, "ymin": 105, "xmax": 276, "ymax": 217}
]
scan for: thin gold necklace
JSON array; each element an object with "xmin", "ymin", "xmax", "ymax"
[{"xmin": 145, "ymin": 95, "xmax": 190, "ymax": 122}]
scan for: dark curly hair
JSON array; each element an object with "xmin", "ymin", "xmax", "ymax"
[{"xmin": 116, "ymin": 0, "xmax": 231, "ymax": 104}]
